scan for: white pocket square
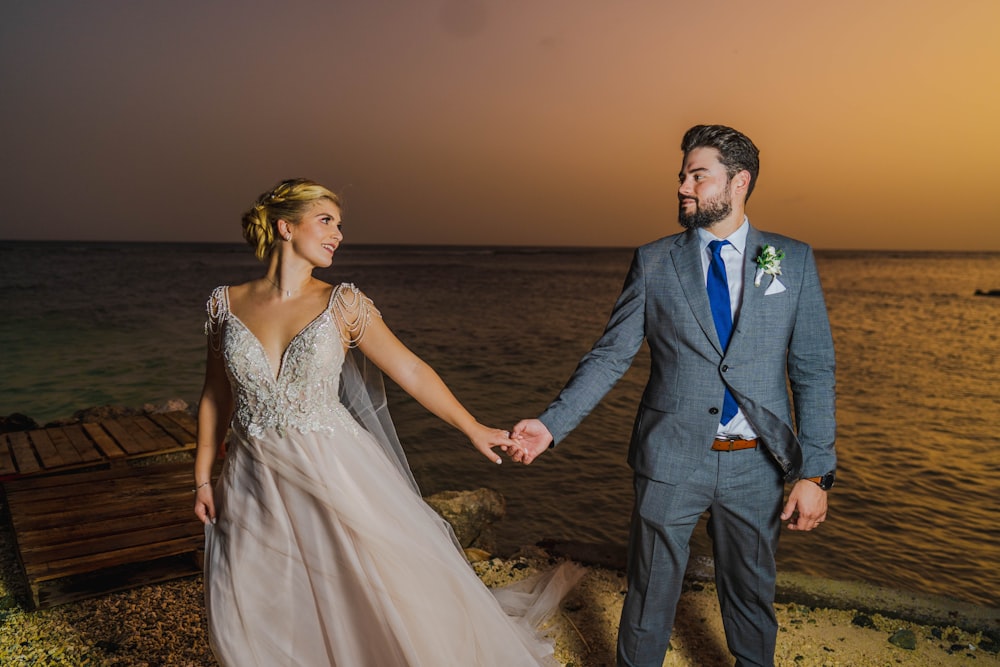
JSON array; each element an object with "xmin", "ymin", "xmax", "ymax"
[{"xmin": 764, "ymin": 277, "xmax": 786, "ymax": 295}]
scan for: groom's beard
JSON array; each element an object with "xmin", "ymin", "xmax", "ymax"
[{"xmin": 678, "ymin": 191, "xmax": 732, "ymax": 230}]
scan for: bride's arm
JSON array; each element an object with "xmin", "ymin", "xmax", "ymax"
[
  {"xmin": 356, "ymin": 316, "xmax": 514, "ymax": 464},
  {"xmin": 194, "ymin": 343, "xmax": 233, "ymax": 524}
]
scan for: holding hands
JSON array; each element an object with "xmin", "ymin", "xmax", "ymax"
[
  {"xmin": 467, "ymin": 423, "xmax": 521, "ymax": 465},
  {"xmin": 507, "ymin": 419, "xmax": 553, "ymax": 465},
  {"xmin": 471, "ymin": 418, "xmax": 552, "ymax": 465}
]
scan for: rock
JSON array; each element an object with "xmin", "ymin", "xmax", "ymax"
[
  {"xmin": 46, "ymin": 405, "xmax": 143, "ymax": 427},
  {"xmin": 143, "ymin": 399, "xmax": 190, "ymax": 414},
  {"xmin": 979, "ymin": 632, "xmax": 1000, "ymax": 654},
  {"xmin": 852, "ymin": 613, "xmax": 876, "ymax": 628},
  {"xmin": 75, "ymin": 405, "xmax": 143, "ymax": 422},
  {"xmin": 888, "ymin": 628, "xmax": 917, "ymax": 649},
  {"xmin": 424, "ymin": 488, "xmax": 505, "ymax": 550},
  {"xmin": 0, "ymin": 413, "xmax": 38, "ymax": 434},
  {"xmin": 463, "ymin": 548, "xmax": 492, "ymax": 563}
]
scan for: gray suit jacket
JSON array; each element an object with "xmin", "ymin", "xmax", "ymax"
[{"xmin": 539, "ymin": 226, "xmax": 836, "ymax": 483}]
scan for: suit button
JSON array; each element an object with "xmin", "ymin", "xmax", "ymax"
[
  {"xmin": 721, "ymin": 365, "xmax": 729, "ymax": 372},
  {"xmin": 709, "ymin": 407, "xmax": 719, "ymax": 415}
]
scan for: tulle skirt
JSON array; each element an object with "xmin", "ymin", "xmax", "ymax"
[{"xmin": 204, "ymin": 422, "xmax": 578, "ymax": 666}]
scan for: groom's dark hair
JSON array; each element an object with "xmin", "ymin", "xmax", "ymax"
[{"xmin": 681, "ymin": 125, "xmax": 760, "ymax": 201}]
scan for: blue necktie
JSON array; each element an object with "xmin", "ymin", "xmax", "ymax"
[{"xmin": 707, "ymin": 240, "xmax": 738, "ymax": 425}]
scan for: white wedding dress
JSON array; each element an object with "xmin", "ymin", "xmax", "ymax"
[{"xmin": 202, "ymin": 283, "xmax": 578, "ymax": 666}]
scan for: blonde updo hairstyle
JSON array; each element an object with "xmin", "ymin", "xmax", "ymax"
[{"xmin": 241, "ymin": 178, "xmax": 342, "ymax": 261}]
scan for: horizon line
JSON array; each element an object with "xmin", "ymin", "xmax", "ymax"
[{"xmin": 2, "ymin": 239, "xmax": 1000, "ymax": 254}]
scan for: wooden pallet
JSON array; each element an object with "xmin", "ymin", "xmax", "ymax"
[
  {"xmin": 2, "ymin": 460, "xmax": 215, "ymax": 609},
  {"xmin": 0, "ymin": 411, "xmax": 197, "ymax": 480}
]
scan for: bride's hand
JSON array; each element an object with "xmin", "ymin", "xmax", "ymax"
[
  {"xmin": 194, "ymin": 485, "xmax": 217, "ymax": 525},
  {"xmin": 468, "ymin": 424, "xmax": 519, "ymax": 465}
]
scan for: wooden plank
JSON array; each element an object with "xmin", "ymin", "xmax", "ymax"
[
  {"xmin": 162, "ymin": 410, "xmax": 198, "ymax": 438},
  {"xmin": 2, "ymin": 460, "xmax": 218, "ymax": 608},
  {"xmin": 132, "ymin": 415, "xmax": 184, "ymax": 451},
  {"xmin": 45, "ymin": 427, "xmax": 85, "ymax": 466},
  {"xmin": 28, "ymin": 429, "xmax": 64, "ymax": 468},
  {"xmin": 118, "ymin": 416, "xmax": 162, "ymax": 454},
  {"xmin": 87, "ymin": 419, "xmax": 135, "ymax": 456},
  {"xmin": 5, "ymin": 470, "xmax": 193, "ymax": 514},
  {"xmin": 14, "ymin": 507, "xmax": 194, "ymax": 551},
  {"xmin": 101, "ymin": 418, "xmax": 150, "ymax": 456},
  {"xmin": 26, "ymin": 533, "xmax": 203, "ymax": 581},
  {"xmin": 12, "ymin": 493, "xmax": 194, "ymax": 535},
  {"xmin": 33, "ymin": 553, "xmax": 202, "ymax": 609},
  {"xmin": 1, "ymin": 414, "xmax": 199, "ymax": 480},
  {"xmin": 0, "ymin": 435, "xmax": 16, "ymax": 476},
  {"xmin": 82, "ymin": 422, "xmax": 127, "ymax": 459},
  {"xmin": 10, "ymin": 487, "xmax": 193, "ymax": 532},
  {"xmin": 61, "ymin": 425, "xmax": 105, "ymax": 463},
  {"xmin": 3, "ymin": 463, "xmax": 136, "ymax": 496},
  {"xmin": 4, "ymin": 465, "xmax": 197, "ymax": 533},
  {"xmin": 3, "ymin": 460, "xmax": 192, "ymax": 504},
  {"xmin": 2, "ymin": 463, "xmax": 135, "ymax": 494},
  {"xmin": 7, "ymin": 431, "xmax": 41, "ymax": 474},
  {"xmin": 21, "ymin": 519, "xmax": 199, "ymax": 568},
  {"xmin": 149, "ymin": 412, "xmax": 197, "ymax": 446}
]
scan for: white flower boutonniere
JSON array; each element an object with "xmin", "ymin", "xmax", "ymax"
[{"xmin": 754, "ymin": 244, "xmax": 785, "ymax": 287}]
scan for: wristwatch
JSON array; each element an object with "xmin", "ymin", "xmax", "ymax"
[{"xmin": 804, "ymin": 471, "xmax": 836, "ymax": 490}]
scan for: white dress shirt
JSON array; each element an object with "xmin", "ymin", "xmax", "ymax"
[{"xmin": 697, "ymin": 219, "xmax": 759, "ymax": 440}]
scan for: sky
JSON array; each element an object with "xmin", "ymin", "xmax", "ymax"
[{"xmin": 2, "ymin": 0, "xmax": 998, "ymax": 250}]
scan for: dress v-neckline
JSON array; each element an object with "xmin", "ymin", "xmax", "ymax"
[{"xmin": 225, "ymin": 286, "xmax": 336, "ymax": 382}]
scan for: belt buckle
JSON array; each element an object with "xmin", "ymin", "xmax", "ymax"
[{"xmin": 714, "ymin": 435, "xmax": 740, "ymax": 451}]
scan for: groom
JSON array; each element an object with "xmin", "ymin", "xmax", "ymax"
[{"xmin": 512, "ymin": 124, "xmax": 836, "ymax": 667}]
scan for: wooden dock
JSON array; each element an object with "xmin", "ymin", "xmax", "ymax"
[
  {"xmin": 0, "ymin": 411, "xmax": 211, "ymax": 609},
  {"xmin": 2, "ymin": 461, "xmax": 214, "ymax": 609},
  {"xmin": 0, "ymin": 411, "xmax": 198, "ymax": 480}
]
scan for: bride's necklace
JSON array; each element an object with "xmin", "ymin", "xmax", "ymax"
[{"xmin": 265, "ymin": 275, "xmax": 308, "ymax": 298}]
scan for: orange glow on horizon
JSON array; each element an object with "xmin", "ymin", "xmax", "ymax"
[{"xmin": 1, "ymin": 0, "xmax": 997, "ymax": 250}]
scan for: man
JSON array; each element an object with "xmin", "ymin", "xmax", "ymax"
[{"xmin": 511, "ymin": 125, "xmax": 836, "ymax": 667}]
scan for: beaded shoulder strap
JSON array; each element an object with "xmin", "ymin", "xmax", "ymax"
[
  {"xmin": 204, "ymin": 285, "xmax": 230, "ymax": 354},
  {"xmin": 330, "ymin": 283, "xmax": 380, "ymax": 348}
]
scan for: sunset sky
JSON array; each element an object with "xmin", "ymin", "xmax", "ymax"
[{"xmin": 2, "ymin": 1, "xmax": 998, "ymax": 250}]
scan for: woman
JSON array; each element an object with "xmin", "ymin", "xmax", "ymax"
[{"xmin": 193, "ymin": 179, "xmax": 578, "ymax": 666}]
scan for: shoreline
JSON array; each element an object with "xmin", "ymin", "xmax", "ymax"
[
  {"xmin": 1, "ymin": 548, "xmax": 997, "ymax": 666},
  {"xmin": 2, "ymin": 503, "xmax": 998, "ymax": 666},
  {"xmin": 542, "ymin": 539, "xmax": 1000, "ymax": 636},
  {"xmin": 4, "ymin": 402, "xmax": 999, "ymax": 615},
  {"xmin": 2, "ymin": 404, "xmax": 998, "ymax": 664}
]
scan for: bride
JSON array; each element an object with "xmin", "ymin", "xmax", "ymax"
[{"xmin": 193, "ymin": 178, "xmax": 579, "ymax": 666}]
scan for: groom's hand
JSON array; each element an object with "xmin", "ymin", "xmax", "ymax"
[
  {"xmin": 781, "ymin": 480, "xmax": 828, "ymax": 531},
  {"xmin": 509, "ymin": 419, "xmax": 553, "ymax": 464}
]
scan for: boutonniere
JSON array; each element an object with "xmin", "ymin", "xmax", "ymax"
[{"xmin": 754, "ymin": 244, "xmax": 785, "ymax": 287}]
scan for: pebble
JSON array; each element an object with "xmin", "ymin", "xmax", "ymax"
[{"xmin": 888, "ymin": 627, "xmax": 917, "ymax": 649}]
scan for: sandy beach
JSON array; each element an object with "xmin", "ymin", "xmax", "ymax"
[
  {"xmin": 2, "ymin": 514, "xmax": 997, "ymax": 666},
  {"xmin": 1, "ymin": 401, "xmax": 997, "ymax": 665}
]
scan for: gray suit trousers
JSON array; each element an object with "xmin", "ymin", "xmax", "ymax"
[{"xmin": 617, "ymin": 445, "xmax": 784, "ymax": 667}]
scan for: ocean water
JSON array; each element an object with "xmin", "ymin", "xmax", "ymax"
[{"xmin": 1, "ymin": 241, "xmax": 998, "ymax": 607}]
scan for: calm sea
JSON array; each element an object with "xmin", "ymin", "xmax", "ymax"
[{"xmin": 1, "ymin": 241, "xmax": 998, "ymax": 608}]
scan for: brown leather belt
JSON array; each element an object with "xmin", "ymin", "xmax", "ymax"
[{"xmin": 711, "ymin": 438, "xmax": 758, "ymax": 451}]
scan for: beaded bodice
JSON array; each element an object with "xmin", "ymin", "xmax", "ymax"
[{"xmin": 205, "ymin": 283, "xmax": 378, "ymax": 439}]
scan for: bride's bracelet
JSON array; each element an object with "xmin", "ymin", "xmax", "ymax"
[{"xmin": 194, "ymin": 481, "xmax": 211, "ymax": 493}]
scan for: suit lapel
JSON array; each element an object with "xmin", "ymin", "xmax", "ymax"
[
  {"xmin": 731, "ymin": 226, "xmax": 765, "ymax": 345},
  {"xmin": 672, "ymin": 230, "xmax": 723, "ymax": 354}
]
